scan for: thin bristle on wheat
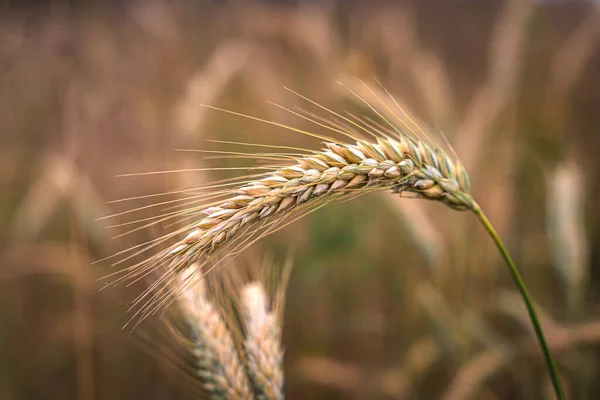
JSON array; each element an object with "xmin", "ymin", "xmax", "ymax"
[
  {"xmin": 177, "ymin": 266, "xmax": 253, "ymax": 399},
  {"xmin": 242, "ymin": 283, "xmax": 284, "ymax": 400}
]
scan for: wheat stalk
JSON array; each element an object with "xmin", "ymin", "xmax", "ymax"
[
  {"xmin": 105, "ymin": 81, "xmax": 563, "ymax": 399},
  {"xmin": 177, "ymin": 265, "xmax": 253, "ymax": 400}
]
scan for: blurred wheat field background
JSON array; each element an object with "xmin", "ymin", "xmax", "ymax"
[{"xmin": 2, "ymin": 0, "xmax": 600, "ymax": 399}]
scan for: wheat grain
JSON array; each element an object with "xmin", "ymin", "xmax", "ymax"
[{"xmin": 177, "ymin": 265, "xmax": 253, "ymax": 400}]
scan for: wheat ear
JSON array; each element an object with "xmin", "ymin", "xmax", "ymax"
[
  {"xmin": 106, "ymin": 97, "xmax": 474, "ymax": 324},
  {"xmin": 122, "ymin": 106, "xmax": 474, "ymax": 308},
  {"xmin": 166, "ymin": 124, "xmax": 474, "ymax": 264},
  {"xmin": 177, "ymin": 265, "xmax": 253, "ymax": 399},
  {"xmin": 241, "ymin": 283, "xmax": 284, "ymax": 400}
]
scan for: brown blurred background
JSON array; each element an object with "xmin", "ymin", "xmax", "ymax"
[{"xmin": 2, "ymin": 0, "xmax": 600, "ymax": 399}]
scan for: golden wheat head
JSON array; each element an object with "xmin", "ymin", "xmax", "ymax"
[{"xmin": 101, "ymin": 81, "xmax": 473, "ymax": 325}]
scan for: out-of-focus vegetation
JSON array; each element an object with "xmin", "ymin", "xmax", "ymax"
[{"xmin": 2, "ymin": 0, "xmax": 600, "ymax": 399}]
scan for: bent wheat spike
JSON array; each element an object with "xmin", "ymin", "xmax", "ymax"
[
  {"xmin": 166, "ymin": 133, "xmax": 473, "ymax": 258},
  {"xmin": 169, "ymin": 135, "xmax": 470, "ymax": 259},
  {"xmin": 107, "ymin": 99, "xmax": 475, "ymax": 323},
  {"xmin": 106, "ymin": 83, "xmax": 562, "ymax": 399}
]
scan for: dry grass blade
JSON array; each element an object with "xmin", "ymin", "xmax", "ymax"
[
  {"xmin": 295, "ymin": 338, "xmax": 439, "ymax": 398},
  {"xmin": 456, "ymin": 0, "xmax": 533, "ymax": 172},
  {"xmin": 547, "ymin": 160, "xmax": 588, "ymax": 317},
  {"xmin": 442, "ymin": 311, "xmax": 600, "ymax": 400},
  {"xmin": 172, "ymin": 40, "xmax": 254, "ymax": 137},
  {"xmin": 551, "ymin": 7, "xmax": 600, "ymax": 99}
]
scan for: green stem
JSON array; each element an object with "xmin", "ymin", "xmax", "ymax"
[{"xmin": 472, "ymin": 202, "xmax": 565, "ymax": 400}]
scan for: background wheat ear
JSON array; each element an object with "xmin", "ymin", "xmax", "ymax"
[
  {"xmin": 176, "ymin": 265, "xmax": 253, "ymax": 400},
  {"xmin": 226, "ymin": 254, "xmax": 291, "ymax": 400},
  {"xmin": 164, "ymin": 255, "xmax": 291, "ymax": 400},
  {"xmin": 241, "ymin": 282, "xmax": 284, "ymax": 400}
]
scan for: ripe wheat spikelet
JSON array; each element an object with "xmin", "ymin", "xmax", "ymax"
[
  {"xmin": 103, "ymin": 82, "xmax": 474, "ymax": 325},
  {"xmin": 242, "ymin": 283, "xmax": 284, "ymax": 400},
  {"xmin": 177, "ymin": 265, "xmax": 253, "ymax": 399}
]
